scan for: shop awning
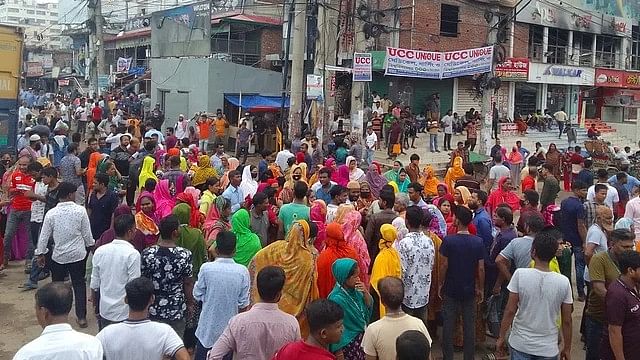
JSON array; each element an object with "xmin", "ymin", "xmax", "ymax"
[{"xmin": 224, "ymin": 94, "xmax": 290, "ymax": 111}]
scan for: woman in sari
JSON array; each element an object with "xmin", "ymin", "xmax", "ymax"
[
  {"xmin": 431, "ymin": 183, "xmax": 449, "ymax": 206},
  {"xmin": 420, "ymin": 165, "xmax": 440, "ymax": 199},
  {"xmin": 444, "ymin": 156, "xmax": 465, "ymax": 193},
  {"xmin": 134, "ymin": 192, "xmax": 160, "ymax": 248},
  {"xmin": 389, "ymin": 168, "xmax": 410, "ymax": 193},
  {"xmin": 239, "ymin": 165, "xmax": 259, "ymax": 199},
  {"xmin": 219, "ymin": 157, "xmax": 239, "ymax": 189},
  {"xmin": 561, "ymin": 147, "xmax": 573, "ymax": 191},
  {"xmin": 192, "ymin": 155, "xmax": 217, "ymax": 191},
  {"xmin": 283, "ymin": 164, "xmax": 308, "ymax": 189},
  {"xmin": 153, "ymin": 179, "xmax": 176, "ymax": 219},
  {"xmin": 346, "ymin": 156, "xmax": 365, "ymax": 182},
  {"xmin": 356, "ymin": 182, "xmax": 374, "ymax": 216},
  {"xmin": 310, "ymin": 200, "xmax": 327, "ymax": 251},
  {"xmin": 369, "ymin": 224, "xmax": 402, "ymax": 317},
  {"xmin": 545, "ymin": 143, "xmax": 562, "ymax": 180},
  {"xmin": 204, "ymin": 196, "xmax": 232, "ymax": 257},
  {"xmin": 486, "ymin": 177, "xmax": 521, "ymax": 216},
  {"xmin": 97, "ymin": 160, "xmax": 121, "ymax": 192},
  {"xmin": 328, "ymin": 258, "xmax": 372, "ymax": 360},
  {"xmin": 508, "ymin": 146, "xmax": 524, "ymax": 187},
  {"xmin": 337, "ymin": 208, "xmax": 371, "ymax": 289},
  {"xmin": 333, "ymin": 165, "xmax": 350, "ymax": 187},
  {"xmin": 316, "ymin": 222, "xmax": 359, "ymax": 298},
  {"xmin": 453, "ymin": 186, "xmax": 472, "ymax": 207},
  {"xmin": 86, "ymin": 152, "xmax": 105, "ymax": 194},
  {"xmin": 423, "ymin": 215, "xmax": 444, "ymax": 338},
  {"xmin": 249, "ymin": 220, "xmax": 318, "ymax": 338},
  {"xmin": 436, "ymin": 194, "xmax": 456, "ymax": 233},
  {"xmin": 175, "ymin": 191, "xmax": 200, "ymax": 228},
  {"xmin": 383, "ymin": 160, "xmax": 402, "ymax": 183},
  {"xmin": 138, "ymin": 156, "xmax": 158, "ymax": 191},
  {"xmin": 231, "ymin": 208, "xmax": 262, "ymax": 266},
  {"xmin": 363, "ymin": 163, "xmax": 388, "ymax": 199}
]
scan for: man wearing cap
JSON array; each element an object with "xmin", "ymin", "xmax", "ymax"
[
  {"xmin": 19, "ymin": 134, "xmax": 42, "ymax": 160},
  {"xmin": 174, "ymin": 114, "xmax": 189, "ymax": 140},
  {"xmin": 346, "ymin": 181, "xmax": 361, "ymax": 205},
  {"xmin": 36, "ymin": 182, "xmax": 94, "ymax": 328}
]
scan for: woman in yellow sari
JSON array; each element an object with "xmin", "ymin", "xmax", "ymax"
[
  {"xmin": 191, "ymin": 155, "xmax": 218, "ymax": 190},
  {"xmin": 425, "ymin": 219, "xmax": 443, "ymax": 338},
  {"xmin": 420, "ymin": 165, "xmax": 440, "ymax": 198},
  {"xmin": 280, "ymin": 163, "xmax": 308, "ymax": 203},
  {"xmin": 444, "ymin": 156, "xmax": 465, "ymax": 193},
  {"xmin": 249, "ymin": 220, "xmax": 318, "ymax": 338},
  {"xmin": 369, "ymin": 224, "xmax": 402, "ymax": 317},
  {"xmin": 138, "ymin": 156, "xmax": 158, "ymax": 191}
]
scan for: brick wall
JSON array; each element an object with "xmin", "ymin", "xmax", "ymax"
[
  {"xmin": 512, "ymin": 23, "xmax": 529, "ymax": 58},
  {"xmin": 259, "ymin": 28, "xmax": 282, "ymax": 70}
]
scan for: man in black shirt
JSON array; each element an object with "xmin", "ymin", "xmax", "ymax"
[
  {"xmin": 87, "ymin": 173, "xmax": 119, "ymax": 241},
  {"xmin": 111, "ymin": 134, "xmax": 132, "ymax": 177}
]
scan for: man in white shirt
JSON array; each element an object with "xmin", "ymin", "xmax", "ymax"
[
  {"xmin": 587, "ymin": 168, "xmax": 619, "ymax": 209},
  {"xmin": 35, "ymin": 182, "xmax": 95, "ymax": 328},
  {"xmin": 496, "ymin": 228, "xmax": 573, "ymax": 360},
  {"xmin": 90, "ymin": 214, "xmax": 141, "ymax": 330},
  {"xmin": 13, "ymin": 282, "xmax": 103, "ymax": 360},
  {"xmin": 362, "ymin": 277, "xmax": 432, "ymax": 360},
  {"xmin": 174, "ymin": 114, "xmax": 189, "ymax": 140},
  {"xmin": 19, "ymin": 101, "xmax": 31, "ymax": 129},
  {"xmin": 583, "ymin": 205, "xmax": 613, "ymax": 285},
  {"xmin": 364, "ymin": 126, "xmax": 378, "ymax": 166},
  {"xmin": 441, "ymin": 109, "xmax": 454, "ymax": 151},
  {"xmin": 275, "ymin": 139, "xmax": 295, "ymax": 172},
  {"xmin": 96, "ymin": 277, "xmax": 189, "ymax": 360},
  {"xmin": 553, "ymin": 107, "xmax": 568, "ymax": 139}
]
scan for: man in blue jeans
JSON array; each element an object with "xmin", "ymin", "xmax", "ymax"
[
  {"xmin": 559, "ymin": 180, "xmax": 589, "ymax": 301},
  {"xmin": 584, "ymin": 229, "xmax": 635, "ymax": 360},
  {"xmin": 439, "ymin": 206, "xmax": 485, "ymax": 360}
]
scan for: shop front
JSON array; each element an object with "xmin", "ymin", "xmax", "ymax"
[
  {"xmin": 591, "ymin": 68, "xmax": 640, "ymax": 123},
  {"xmin": 495, "ymin": 57, "xmax": 529, "ymax": 120},
  {"xmin": 526, "ymin": 63, "xmax": 594, "ymax": 123}
]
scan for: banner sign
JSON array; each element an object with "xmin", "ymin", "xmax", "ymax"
[
  {"xmin": 116, "ymin": 57, "xmax": 132, "ymax": 72},
  {"xmin": 353, "ymin": 53, "xmax": 372, "ymax": 81},
  {"xmin": 306, "ymin": 74, "xmax": 323, "ymax": 100},
  {"xmin": 594, "ymin": 68, "xmax": 640, "ymax": 89},
  {"xmin": 495, "ymin": 57, "xmax": 529, "ymax": 81},
  {"xmin": 385, "ymin": 46, "xmax": 493, "ymax": 79},
  {"xmin": 26, "ymin": 62, "xmax": 44, "ymax": 77},
  {"xmin": 528, "ymin": 63, "xmax": 595, "ymax": 86}
]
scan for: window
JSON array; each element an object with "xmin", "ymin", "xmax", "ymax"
[
  {"xmin": 8, "ymin": 8, "xmax": 19, "ymax": 13},
  {"xmin": 528, "ymin": 25, "xmax": 544, "ymax": 61},
  {"xmin": 595, "ymin": 34, "xmax": 620, "ymax": 68},
  {"xmin": 440, "ymin": 4, "xmax": 459, "ymax": 37},
  {"xmin": 572, "ymin": 32, "xmax": 594, "ymax": 66},
  {"xmin": 546, "ymin": 28, "xmax": 569, "ymax": 64},
  {"xmin": 632, "ymin": 26, "xmax": 640, "ymax": 70},
  {"xmin": 26, "ymin": 10, "xmax": 34, "ymax": 14},
  {"xmin": 36, "ymin": 10, "xmax": 45, "ymax": 15}
]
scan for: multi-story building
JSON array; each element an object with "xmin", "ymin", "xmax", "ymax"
[{"xmin": 0, "ymin": 0, "xmax": 67, "ymax": 49}]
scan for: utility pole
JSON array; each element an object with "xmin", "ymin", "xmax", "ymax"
[
  {"xmin": 316, "ymin": 0, "xmax": 338, "ymax": 145},
  {"xmin": 287, "ymin": 0, "xmax": 307, "ymax": 140},
  {"xmin": 89, "ymin": 0, "xmax": 105, "ymax": 96},
  {"xmin": 280, "ymin": 0, "xmax": 294, "ymax": 138},
  {"xmin": 350, "ymin": 0, "xmax": 367, "ymax": 139},
  {"xmin": 479, "ymin": 7, "xmax": 499, "ymax": 155}
]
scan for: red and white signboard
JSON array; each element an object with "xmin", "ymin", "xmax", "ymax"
[
  {"xmin": 495, "ymin": 58, "xmax": 529, "ymax": 81},
  {"xmin": 353, "ymin": 53, "xmax": 372, "ymax": 82}
]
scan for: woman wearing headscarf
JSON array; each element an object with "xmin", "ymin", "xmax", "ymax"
[
  {"xmin": 383, "ymin": 160, "xmax": 402, "ymax": 183},
  {"xmin": 231, "ymin": 208, "xmax": 262, "ymax": 266},
  {"xmin": 175, "ymin": 191, "xmax": 200, "ymax": 228},
  {"xmin": 192, "ymin": 155, "xmax": 218, "ymax": 191},
  {"xmin": 420, "ymin": 165, "xmax": 440, "ymax": 198},
  {"xmin": 389, "ymin": 168, "xmax": 410, "ymax": 193},
  {"xmin": 134, "ymin": 192, "xmax": 160, "ymax": 248},
  {"xmin": 356, "ymin": 182, "xmax": 374, "ymax": 214},
  {"xmin": 431, "ymin": 183, "xmax": 449, "ymax": 206},
  {"xmin": 545, "ymin": 143, "xmax": 562, "ymax": 180},
  {"xmin": 369, "ymin": 224, "xmax": 402, "ymax": 317},
  {"xmin": 444, "ymin": 156, "xmax": 465, "ymax": 193},
  {"xmin": 332, "ymin": 164, "xmax": 350, "ymax": 187},
  {"xmin": 86, "ymin": 152, "xmax": 105, "ymax": 194},
  {"xmin": 219, "ymin": 157, "xmax": 239, "ymax": 189},
  {"xmin": 97, "ymin": 159, "xmax": 121, "ymax": 192},
  {"xmin": 310, "ymin": 200, "xmax": 327, "ymax": 251},
  {"xmin": 153, "ymin": 179, "xmax": 176, "ymax": 219},
  {"xmin": 363, "ymin": 163, "xmax": 388, "ymax": 199},
  {"xmin": 283, "ymin": 164, "xmax": 308, "ymax": 189},
  {"xmin": 249, "ymin": 220, "xmax": 318, "ymax": 337},
  {"xmin": 316, "ymin": 222, "xmax": 359, "ymax": 298},
  {"xmin": 138, "ymin": 156, "xmax": 158, "ymax": 191},
  {"xmin": 204, "ymin": 196, "xmax": 232, "ymax": 257},
  {"xmin": 508, "ymin": 146, "xmax": 524, "ymax": 187},
  {"xmin": 453, "ymin": 186, "xmax": 472, "ymax": 207},
  {"xmin": 436, "ymin": 194, "xmax": 456, "ymax": 232},
  {"xmin": 337, "ymin": 208, "xmax": 371, "ymax": 290},
  {"xmin": 485, "ymin": 177, "xmax": 521, "ymax": 216},
  {"xmin": 239, "ymin": 165, "xmax": 258, "ymax": 199},
  {"xmin": 346, "ymin": 156, "xmax": 365, "ymax": 182},
  {"xmin": 328, "ymin": 258, "xmax": 372, "ymax": 359}
]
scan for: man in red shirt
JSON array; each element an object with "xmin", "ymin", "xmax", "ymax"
[
  {"xmin": 91, "ymin": 101, "xmax": 103, "ymax": 127},
  {"xmin": 272, "ymin": 299, "xmax": 344, "ymax": 360},
  {"xmin": 3, "ymin": 156, "xmax": 35, "ymax": 267}
]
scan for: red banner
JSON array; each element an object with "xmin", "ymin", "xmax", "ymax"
[
  {"xmin": 595, "ymin": 68, "xmax": 640, "ymax": 89},
  {"xmin": 495, "ymin": 58, "xmax": 529, "ymax": 82}
]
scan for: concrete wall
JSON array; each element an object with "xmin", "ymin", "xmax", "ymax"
[{"xmin": 151, "ymin": 58, "xmax": 282, "ymax": 128}]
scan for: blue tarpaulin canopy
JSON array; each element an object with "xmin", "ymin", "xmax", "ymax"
[{"xmin": 224, "ymin": 94, "xmax": 290, "ymax": 111}]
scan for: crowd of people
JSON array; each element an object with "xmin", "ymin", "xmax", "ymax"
[{"xmin": 4, "ymin": 90, "xmax": 640, "ymax": 360}]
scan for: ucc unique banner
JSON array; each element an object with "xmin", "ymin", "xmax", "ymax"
[{"xmin": 385, "ymin": 46, "xmax": 494, "ymax": 79}]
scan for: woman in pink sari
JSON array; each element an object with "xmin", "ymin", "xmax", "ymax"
[
  {"xmin": 338, "ymin": 207, "xmax": 371, "ymax": 289},
  {"xmin": 332, "ymin": 165, "xmax": 350, "ymax": 187},
  {"xmin": 310, "ymin": 200, "xmax": 327, "ymax": 251},
  {"xmin": 204, "ymin": 196, "xmax": 232, "ymax": 257},
  {"xmin": 153, "ymin": 179, "xmax": 176, "ymax": 219}
]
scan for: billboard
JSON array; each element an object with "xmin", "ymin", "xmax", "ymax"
[
  {"xmin": 384, "ymin": 46, "xmax": 493, "ymax": 79},
  {"xmin": 151, "ymin": 2, "xmax": 212, "ymax": 58}
]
